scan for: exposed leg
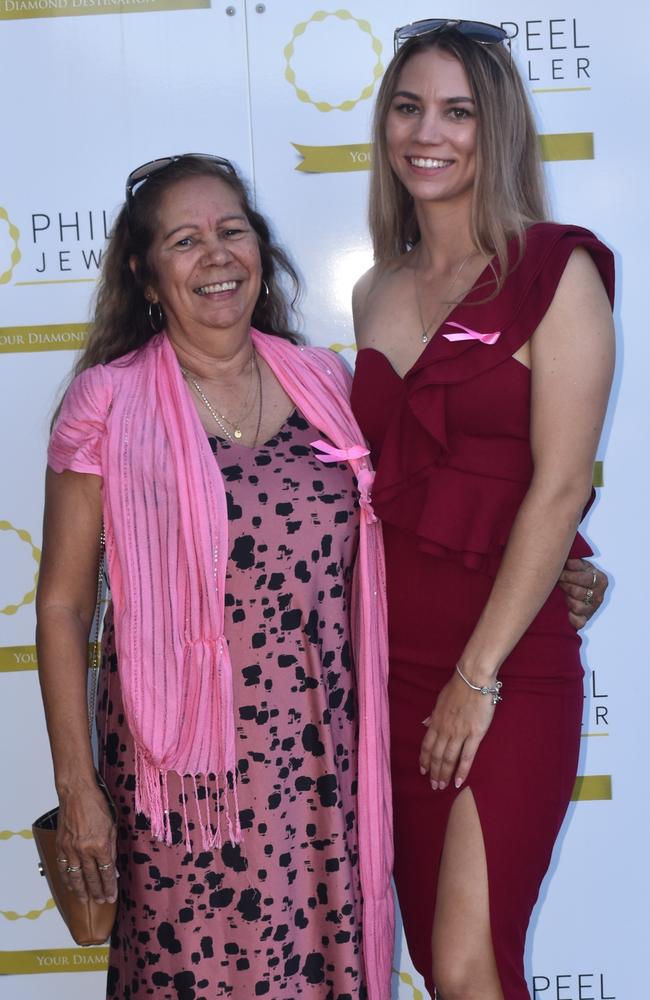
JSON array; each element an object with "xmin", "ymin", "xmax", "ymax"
[{"xmin": 432, "ymin": 787, "xmax": 504, "ymax": 1000}]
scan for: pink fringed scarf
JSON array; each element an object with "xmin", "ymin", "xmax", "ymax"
[
  {"xmin": 55, "ymin": 330, "xmax": 394, "ymax": 998},
  {"xmin": 253, "ymin": 332, "xmax": 395, "ymax": 1000}
]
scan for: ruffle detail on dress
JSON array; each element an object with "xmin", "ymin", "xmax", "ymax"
[
  {"xmin": 374, "ymin": 458, "xmax": 593, "ymax": 575},
  {"xmin": 388, "ymin": 463, "xmax": 595, "ymax": 574},
  {"xmin": 370, "ymin": 373, "xmax": 593, "ymax": 576}
]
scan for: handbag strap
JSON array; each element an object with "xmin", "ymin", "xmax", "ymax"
[{"xmin": 87, "ymin": 526, "xmax": 106, "ymax": 741}]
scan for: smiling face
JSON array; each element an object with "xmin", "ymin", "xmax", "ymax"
[
  {"xmin": 144, "ymin": 174, "xmax": 262, "ymax": 342},
  {"xmin": 385, "ymin": 46, "xmax": 477, "ymax": 212}
]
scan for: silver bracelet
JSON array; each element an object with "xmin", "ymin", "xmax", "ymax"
[{"xmin": 455, "ymin": 664, "xmax": 503, "ymax": 705}]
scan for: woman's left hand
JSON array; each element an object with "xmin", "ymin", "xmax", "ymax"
[
  {"xmin": 420, "ymin": 671, "xmax": 496, "ymax": 791},
  {"xmin": 558, "ymin": 558, "xmax": 608, "ymax": 629}
]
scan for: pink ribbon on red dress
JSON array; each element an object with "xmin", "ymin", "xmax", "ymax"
[{"xmin": 442, "ymin": 321, "xmax": 501, "ymax": 345}]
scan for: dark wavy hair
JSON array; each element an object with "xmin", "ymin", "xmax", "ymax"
[{"xmin": 73, "ymin": 155, "xmax": 302, "ymax": 376}]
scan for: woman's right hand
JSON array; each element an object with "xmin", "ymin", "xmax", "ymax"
[
  {"xmin": 55, "ymin": 784, "xmax": 117, "ymax": 904},
  {"xmin": 420, "ymin": 670, "xmax": 496, "ymax": 790}
]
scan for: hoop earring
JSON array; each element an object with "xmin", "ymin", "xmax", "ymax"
[
  {"xmin": 148, "ymin": 300, "xmax": 165, "ymax": 332},
  {"xmin": 258, "ymin": 280, "xmax": 269, "ymax": 306}
]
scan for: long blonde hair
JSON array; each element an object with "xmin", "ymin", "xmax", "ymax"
[{"xmin": 369, "ymin": 29, "xmax": 548, "ymax": 287}]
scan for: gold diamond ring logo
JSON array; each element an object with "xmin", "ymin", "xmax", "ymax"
[
  {"xmin": 0, "ymin": 207, "xmax": 21, "ymax": 285},
  {"xmin": 284, "ymin": 10, "xmax": 383, "ymax": 112},
  {"xmin": 0, "ymin": 521, "xmax": 40, "ymax": 616},
  {"xmin": 393, "ymin": 969, "xmax": 425, "ymax": 999},
  {"xmin": 0, "ymin": 828, "xmax": 55, "ymax": 923}
]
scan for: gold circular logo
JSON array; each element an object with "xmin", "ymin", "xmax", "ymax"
[
  {"xmin": 0, "ymin": 829, "xmax": 55, "ymax": 922},
  {"xmin": 284, "ymin": 10, "xmax": 383, "ymax": 112},
  {"xmin": 393, "ymin": 969, "xmax": 425, "ymax": 999},
  {"xmin": 0, "ymin": 521, "xmax": 40, "ymax": 616},
  {"xmin": 0, "ymin": 899, "xmax": 56, "ymax": 922},
  {"xmin": 0, "ymin": 207, "xmax": 21, "ymax": 285}
]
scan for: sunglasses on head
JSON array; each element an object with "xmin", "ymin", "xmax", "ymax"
[
  {"xmin": 394, "ymin": 18, "xmax": 514, "ymax": 54},
  {"xmin": 125, "ymin": 154, "xmax": 237, "ymax": 215}
]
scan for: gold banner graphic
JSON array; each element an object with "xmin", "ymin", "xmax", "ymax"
[
  {"xmin": 0, "ymin": 323, "xmax": 88, "ymax": 353},
  {"xmin": 293, "ymin": 143, "xmax": 373, "ymax": 173},
  {"xmin": 0, "ymin": 0, "xmax": 208, "ymax": 19},
  {"xmin": 0, "ymin": 645, "xmax": 38, "ymax": 672},
  {"xmin": 539, "ymin": 132, "xmax": 594, "ymax": 161},
  {"xmin": 0, "ymin": 644, "xmax": 99, "ymax": 672},
  {"xmin": 294, "ymin": 133, "xmax": 594, "ymax": 173},
  {"xmin": 0, "ymin": 947, "xmax": 108, "ymax": 974},
  {"xmin": 572, "ymin": 774, "xmax": 612, "ymax": 801},
  {"xmin": 593, "ymin": 461, "xmax": 604, "ymax": 487}
]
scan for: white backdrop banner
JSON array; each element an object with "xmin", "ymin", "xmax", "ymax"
[{"xmin": 0, "ymin": 2, "xmax": 646, "ymax": 998}]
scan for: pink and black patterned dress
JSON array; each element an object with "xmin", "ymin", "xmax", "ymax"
[{"xmin": 97, "ymin": 410, "xmax": 365, "ymax": 999}]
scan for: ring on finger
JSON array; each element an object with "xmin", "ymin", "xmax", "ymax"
[
  {"xmin": 56, "ymin": 857, "xmax": 69, "ymax": 864},
  {"xmin": 66, "ymin": 865, "xmax": 82, "ymax": 873},
  {"xmin": 584, "ymin": 587, "xmax": 594, "ymax": 606},
  {"xmin": 97, "ymin": 862, "xmax": 113, "ymax": 871}
]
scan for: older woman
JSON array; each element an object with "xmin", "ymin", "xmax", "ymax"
[
  {"xmin": 351, "ymin": 21, "xmax": 615, "ymax": 1000},
  {"xmin": 36, "ymin": 155, "xmax": 393, "ymax": 999}
]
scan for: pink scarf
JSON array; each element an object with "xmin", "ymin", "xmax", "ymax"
[{"xmin": 49, "ymin": 330, "xmax": 393, "ymax": 997}]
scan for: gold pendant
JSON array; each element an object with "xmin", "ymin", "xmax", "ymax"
[{"xmin": 234, "ymin": 429, "xmax": 243, "ymax": 439}]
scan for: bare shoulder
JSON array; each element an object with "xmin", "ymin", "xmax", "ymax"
[
  {"xmin": 549, "ymin": 246, "xmax": 612, "ymax": 317},
  {"xmin": 352, "ymin": 257, "xmax": 407, "ymax": 348},
  {"xmin": 352, "ymin": 263, "xmax": 381, "ymax": 326},
  {"xmin": 533, "ymin": 245, "xmax": 614, "ymax": 361}
]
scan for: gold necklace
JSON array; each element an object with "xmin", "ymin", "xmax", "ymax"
[
  {"xmin": 181, "ymin": 354, "xmax": 263, "ymax": 444},
  {"xmin": 414, "ymin": 251, "xmax": 477, "ymax": 345}
]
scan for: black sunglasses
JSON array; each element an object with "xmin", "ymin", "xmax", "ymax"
[
  {"xmin": 125, "ymin": 154, "xmax": 237, "ymax": 214},
  {"xmin": 394, "ymin": 18, "xmax": 513, "ymax": 54}
]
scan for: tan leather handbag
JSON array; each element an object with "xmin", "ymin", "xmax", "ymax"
[{"xmin": 32, "ymin": 773, "xmax": 117, "ymax": 946}]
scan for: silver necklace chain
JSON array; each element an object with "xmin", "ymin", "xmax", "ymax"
[
  {"xmin": 181, "ymin": 354, "xmax": 264, "ymax": 446},
  {"xmin": 414, "ymin": 251, "xmax": 477, "ymax": 345}
]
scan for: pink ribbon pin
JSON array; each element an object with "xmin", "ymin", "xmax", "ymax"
[
  {"xmin": 311, "ymin": 440, "xmax": 371, "ymax": 464},
  {"xmin": 311, "ymin": 440, "xmax": 377, "ymax": 523},
  {"xmin": 442, "ymin": 321, "xmax": 501, "ymax": 346}
]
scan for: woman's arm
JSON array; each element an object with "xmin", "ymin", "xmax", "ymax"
[
  {"xmin": 420, "ymin": 247, "xmax": 615, "ymax": 789},
  {"xmin": 36, "ymin": 467, "xmax": 117, "ymax": 904}
]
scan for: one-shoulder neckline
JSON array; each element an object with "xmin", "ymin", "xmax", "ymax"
[
  {"xmin": 356, "ymin": 345, "xmax": 531, "ymax": 382},
  {"xmin": 356, "ymin": 251, "xmax": 500, "ymax": 381}
]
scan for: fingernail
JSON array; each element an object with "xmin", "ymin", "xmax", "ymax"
[
  {"xmin": 455, "ymin": 777, "xmax": 463, "ymax": 789},
  {"xmin": 419, "ymin": 766, "xmax": 427, "ymax": 775},
  {"xmin": 439, "ymin": 781, "xmax": 447, "ymax": 791},
  {"xmin": 430, "ymin": 780, "xmax": 439, "ymax": 791},
  {"xmin": 421, "ymin": 718, "xmax": 430, "ymax": 726}
]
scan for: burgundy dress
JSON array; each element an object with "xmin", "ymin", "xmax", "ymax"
[{"xmin": 350, "ymin": 224, "xmax": 614, "ymax": 998}]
